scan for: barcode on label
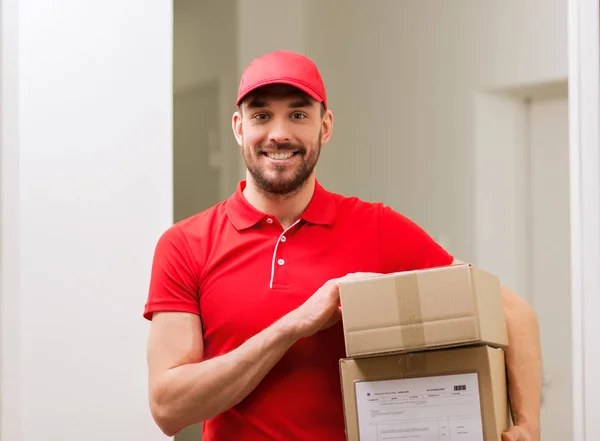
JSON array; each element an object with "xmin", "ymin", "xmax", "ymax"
[{"xmin": 454, "ymin": 385, "xmax": 467, "ymax": 391}]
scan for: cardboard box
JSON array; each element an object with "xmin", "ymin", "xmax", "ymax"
[
  {"xmin": 340, "ymin": 345, "xmax": 509, "ymax": 441},
  {"xmin": 339, "ymin": 264, "xmax": 508, "ymax": 358}
]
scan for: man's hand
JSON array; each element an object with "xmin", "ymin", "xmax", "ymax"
[
  {"xmin": 451, "ymin": 259, "xmax": 542, "ymax": 441},
  {"xmin": 286, "ymin": 272, "xmax": 381, "ymax": 339},
  {"xmin": 502, "ymin": 425, "xmax": 539, "ymax": 441},
  {"xmin": 147, "ymin": 271, "xmax": 384, "ymax": 436}
]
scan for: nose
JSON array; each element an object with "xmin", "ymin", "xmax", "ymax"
[{"xmin": 268, "ymin": 119, "xmax": 292, "ymax": 144}]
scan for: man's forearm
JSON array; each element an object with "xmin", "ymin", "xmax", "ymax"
[
  {"xmin": 502, "ymin": 287, "xmax": 542, "ymax": 440},
  {"xmin": 151, "ymin": 316, "xmax": 301, "ymax": 436}
]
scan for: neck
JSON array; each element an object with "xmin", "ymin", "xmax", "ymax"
[{"xmin": 243, "ymin": 176, "xmax": 316, "ymax": 228}]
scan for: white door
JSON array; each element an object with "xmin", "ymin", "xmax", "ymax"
[{"xmin": 528, "ymin": 96, "xmax": 572, "ymax": 441}]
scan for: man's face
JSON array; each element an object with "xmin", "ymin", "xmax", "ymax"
[{"xmin": 233, "ymin": 85, "xmax": 333, "ymax": 197}]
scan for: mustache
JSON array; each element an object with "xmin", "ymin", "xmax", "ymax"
[{"xmin": 258, "ymin": 142, "xmax": 306, "ymax": 154}]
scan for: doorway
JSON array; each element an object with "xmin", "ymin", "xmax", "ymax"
[
  {"xmin": 528, "ymin": 93, "xmax": 571, "ymax": 440},
  {"xmin": 475, "ymin": 80, "xmax": 571, "ymax": 441},
  {"xmin": 173, "ymin": 81, "xmax": 222, "ymax": 223}
]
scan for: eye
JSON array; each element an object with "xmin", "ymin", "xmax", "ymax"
[
  {"xmin": 291, "ymin": 112, "xmax": 307, "ymax": 120},
  {"xmin": 253, "ymin": 113, "xmax": 269, "ymax": 120}
]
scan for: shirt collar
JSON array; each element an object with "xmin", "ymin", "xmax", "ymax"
[{"xmin": 226, "ymin": 180, "xmax": 337, "ymax": 231}]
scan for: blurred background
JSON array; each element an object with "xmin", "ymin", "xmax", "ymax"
[
  {"xmin": 173, "ymin": 2, "xmax": 568, "ymax": 438},
  {"xmin": 1, "ymin": 0, "xmax": 598, "ymax": 440}
]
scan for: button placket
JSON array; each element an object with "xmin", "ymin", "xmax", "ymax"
[
  {"xmin": 276, "ymin": 234, "xmax": 287, "ymax": 267},
  {"xmin": 269, "ymin": 219, "xmax": 301, "ymax": 289}
]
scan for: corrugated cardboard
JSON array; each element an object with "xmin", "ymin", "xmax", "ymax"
[
  {"xmin": 339, "ymin": 345, "xmax": 509, "ymax": 441},
  {"xmin": 339, "ymin": 264, "xmax": 508, "ymax": 357}
]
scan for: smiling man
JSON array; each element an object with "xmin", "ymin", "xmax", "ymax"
[
  {"xmin": 144, "ymin": 50, "xmax": 541, "ymax": 441},
  {"xmin": 237, "ymin": 83, "xmax": 326, "ymax": 206}
]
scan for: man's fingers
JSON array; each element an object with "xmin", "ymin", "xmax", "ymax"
[
  {"xmin": 341, "ymin": 272, "xmax": 382, "ymax": 281},
  {"xmin": 330, "ymin": 272, "xmax": 381, "ymax": 287},
  {"xmin": 501, "ymin": 426, "xmax": 526, "ymax": 441}
]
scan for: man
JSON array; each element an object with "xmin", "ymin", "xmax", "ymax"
[{"xmin": 144, "ymin": 50, "xmax": 541, "ymax": 441}]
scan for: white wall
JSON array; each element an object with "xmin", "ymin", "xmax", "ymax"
[
  {"xmin": 1, "ymin": 1, "xmax": 173, "ymax": 439},
  {"xmin": 1, "ymin": 0, "xmax": 21, "ymax": 439},
  {"xmin": 304, "ymin": 0, "xmax": 567, "ymax": 270}
]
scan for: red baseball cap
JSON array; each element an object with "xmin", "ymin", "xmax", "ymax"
[{"xmin": 236, "ymin": 50, "xmax": 327, "ymax": 109}]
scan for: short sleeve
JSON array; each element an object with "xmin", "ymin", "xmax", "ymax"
[
  {"xmin": 143, "ymin": 225, "xmax": 200, "ymax": 320},
  {"xmin": 379, "ymin": 204, "xmax": 454, "ymax": 273}
]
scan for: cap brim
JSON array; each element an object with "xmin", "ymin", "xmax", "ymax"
[{"xmin": 236, "ymin": 79, "xmax": 325, "ymax": 108}]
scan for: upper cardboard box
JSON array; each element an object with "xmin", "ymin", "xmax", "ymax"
[{"xmin": 339, "ymin": 264, "xmax": 508, "ymax": 358}]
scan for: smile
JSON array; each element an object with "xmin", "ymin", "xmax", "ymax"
[{"xmin": 263, "ymin": 151, "xmax": 297, "ymax": 160}]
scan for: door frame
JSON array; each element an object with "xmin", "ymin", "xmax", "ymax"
[
  {"xmin": 568, "ymin": 0, "xmax": 600, "ymax": 440},
  {"xmin": 0, "ymin": 0, "xmax": 21, "ymax": 439}
]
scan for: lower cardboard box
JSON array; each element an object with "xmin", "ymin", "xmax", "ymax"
[{"xmin": 339, "ymin": 345, "xmax": 509, "ymax": 441}]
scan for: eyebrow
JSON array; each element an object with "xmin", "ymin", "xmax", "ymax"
[
  {"xmin": 288, "ymin": 97, "xmax": 313, "ymax": 108},
  {"xmin": 245, "ymin": 98, "xmax": 267, "ymax": 109}
]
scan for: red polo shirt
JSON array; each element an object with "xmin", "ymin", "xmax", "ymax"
[{"xmin": 144, "ymin": 180, "xmax": 453, "ymax": 441}]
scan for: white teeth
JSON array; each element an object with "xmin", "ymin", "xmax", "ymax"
[{"xmin": 267, "ymin": 152, "xmax": 294, "ymax": 160}]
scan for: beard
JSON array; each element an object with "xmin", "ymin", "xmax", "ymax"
[{"xmin": 242, "ymin": 132, "xmax": 322, "ymax": 197}]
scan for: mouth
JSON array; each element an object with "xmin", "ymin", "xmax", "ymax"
[{"xmin": 262, "ymin": 151, "xmax": 299, "ymax": 161}]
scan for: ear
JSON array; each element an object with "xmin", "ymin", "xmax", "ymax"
[
  {"xmin": 320, "ymin": 109, "xmax": 334, "ymax": 145},
  {"xmin": 232, "ymin": 110, "xmax": 243, "ymax": 147}
]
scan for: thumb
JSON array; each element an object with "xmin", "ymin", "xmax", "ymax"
[{"xmin": 501, "ymin": 426, "xmax": 524, "ymax": 441}]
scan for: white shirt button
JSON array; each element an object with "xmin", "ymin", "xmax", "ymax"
[
  {"xmin": 266, "ymin": 218, "xmax": 273, "ymax": 224},
  {"xmin": 277, "ymin": 258, "xmax": 285, "ymax": 266},
  {"xmin": 280, "ymin": 236, "xmax": 287, "ymax": 242}
]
